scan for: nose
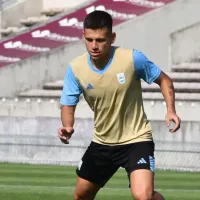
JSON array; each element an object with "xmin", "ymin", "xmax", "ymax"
[{"xmin": 92, "ymin": 40, "xmax": 98, "ymax": 50}]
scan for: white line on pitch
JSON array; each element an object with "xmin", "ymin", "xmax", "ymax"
[{"xmin": 0, "ymin": 185, "xmax": 199, "ymax": 193}]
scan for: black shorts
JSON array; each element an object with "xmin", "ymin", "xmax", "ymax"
[{"xmin": 76, "ymin": 141, "xmax": 155, "ymax": 187}]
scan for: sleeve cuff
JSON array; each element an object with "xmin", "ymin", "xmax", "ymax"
[
  {"xmin": 60, "ymin": 99, "xmax": 79, "ymax": 106},
  {"xmin": 148, "ymin": 68, "xmax": 161, "ymax": 84}
]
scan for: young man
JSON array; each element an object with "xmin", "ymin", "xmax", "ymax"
[{"xmin": 58, "ymin": 11, "xmax": 181, "ymax": 200}]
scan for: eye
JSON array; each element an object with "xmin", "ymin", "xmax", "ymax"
[
  {"xmin": 96, "ymin": 39, "xmax": 106, "ymax": 43},
  {"xmin": 86, "ymin": 38, "xmax": 93, "ymax": 42}
]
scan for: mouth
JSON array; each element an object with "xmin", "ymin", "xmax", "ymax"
[{"xmin": 90, "ymin": 52, "xmax": 100, "ymax": 57}]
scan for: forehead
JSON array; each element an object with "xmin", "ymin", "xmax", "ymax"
[{"xmin": 83, "ymin": 28, "xmax": 109, "ymax": 38}]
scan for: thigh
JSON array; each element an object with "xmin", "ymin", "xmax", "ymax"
[
  {"xmin": 129, "ymin": 169, "xmax": 154, "ymax": 199},
  {"xmin": 73, "ymin": 176, "xmax": 100, "ymax": 200},
  {"xmin": 125, "ymin": 141, "xmax": 155, "ymax": 176},
  {"xmin": 125, "ymin": 141, "xmax": 155, "ymax": 186},
  {"xmin": 129, "ymin": 170, "xmax": 165, "ymax": 200},
  {"xmin": 76, "ymin": 142, "xmax": 119, "ymax": 188}
]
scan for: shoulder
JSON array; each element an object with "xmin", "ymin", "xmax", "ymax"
[
  {"xmin": 133, "ymin": 49, "xmax": 147, "ymax": 68},
  {"xmin": 113, "ymin": 46, "xmax": 133, "ymax": 61},
  {"xmin": 70, "ymin": 53, "xmax": 88, "ymax": 71},
  {"xmin": 114, "ymin": 46, "xmax": 133, "ymax": 55}
]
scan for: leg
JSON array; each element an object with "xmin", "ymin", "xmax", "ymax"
[
  {"xmin": 74, "ymin": 142, "xmax": 119, "ymax": 199},
  {"xmin": 130, "ymin": 169, "xmax": 164, "ymax": 200},
  {"xmin": 73, "ymin": 176, "xmax": 100, "ymax": 200},
  {"xmin": 124, "ymin": 141, "xmax": 165, "ymax": 200}
]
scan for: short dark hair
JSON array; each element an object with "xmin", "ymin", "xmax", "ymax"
[{"xmin": 83, "ymin": 11, "xmax": 113, "ymax": 33}]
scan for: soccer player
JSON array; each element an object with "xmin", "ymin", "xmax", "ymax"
[{"xmin": 58, "ymin": 10, "xmax": 181, "ymax": 200}]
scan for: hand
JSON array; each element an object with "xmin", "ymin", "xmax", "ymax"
[
  {"xmin": 165, "ymin": 111, "xmax": 181, "ymax": 133},
  {"xmin": 58, "ymin": 127, "xmax": 74, "ymax": 144}
]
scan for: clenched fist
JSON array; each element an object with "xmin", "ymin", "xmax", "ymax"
[{"xmin": 58, "ymin": 126, "xmax": 74, "ymax": 144}]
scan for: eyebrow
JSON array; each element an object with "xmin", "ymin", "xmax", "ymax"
[{"xmin": 85, "ymin": 37, "xmax": 106, "ymax": 41}]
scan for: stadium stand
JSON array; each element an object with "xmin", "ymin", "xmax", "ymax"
[
  {"xmin": 0, "ymin": 0, "xmax": 93, "ymax": 39},
  {"xmin": 0, "ymin": 0, "xmax": 200, "ymax": 171},
  {"xmin": 1, "ymin": 0, "xmax": 200, "ymax": 118},
  {"xmin": 18, "ymin": 64, "xmax": 200, "ymax": 101},
  {"xmin": 0, "ymin": 0, "xmax": 18, "ymax": 10},
  {"xmin": 0, "ymin": 0, "xmax": 174, "ymax": 67}
]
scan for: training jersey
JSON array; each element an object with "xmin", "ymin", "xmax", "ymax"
[{"xmin": 60, "ymin": 46, "xmax": 161, "ymax": 146}]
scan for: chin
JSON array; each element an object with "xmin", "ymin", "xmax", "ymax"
[
  {"xmin": 90, "ymin": 56, "xmax": 100, "ymax": 60},
  {"xmin": 90, "ymin": 54, "xmax": 102, "ymax": 60}
]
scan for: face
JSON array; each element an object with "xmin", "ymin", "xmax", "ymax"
[{"xmin": 83, "ymin": 28, "xmax": 116, "ymax": 60}]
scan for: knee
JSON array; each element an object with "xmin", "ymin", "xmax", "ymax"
[
  {"xmin": 153, "ymin": 191, "xmax": 165, "ymax": 200},
  {"xmin": 132, "ymin": 189, "xmax": 154, "ymax": 200},
  {"xmin": 132, "ymin": 190, "xmax": 165, "ymax": 200},
  {"xmin": 72, "ymin": 191, "xmax": 83, "ymax": 200},
  {"xmin": 72, "ymin": 190, "xmax": 93, "ymax": 200},
  {"xmin": 72, "ymin": 192, "xmax": 79, "ymax": 200}
]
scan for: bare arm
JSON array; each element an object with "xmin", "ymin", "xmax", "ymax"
[
  {"xmin": 132, "ymin": 50, "xmax": 180, "ymax": 132},
  {"xmin": 61, "ymin": 105, "xmax": 76, "ymax": 127},
  {"xmin": 58, "ymin": 64, "xmax": 81, "ymax": 143},
  {"xmin": 58, "ymin": 105, "xmax": 76, "ymax": 144},
  {"xmin": 154, "ymin": 71, "xmax": 181, "ymax": 132},
  {"xmin": 154, "ymin": 71, "xmax": 176, "ymax": 113}
]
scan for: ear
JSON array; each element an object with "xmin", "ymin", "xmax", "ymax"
[
  {"xmin": 111, "ymin": 32, "xmax": 116, "ymax": 44},
  {"xmin": 82, "ymin": 30, "xmax": 85, "ymax": 40}
]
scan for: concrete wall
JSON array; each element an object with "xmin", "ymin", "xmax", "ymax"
[
  {"xmin": 0, "ymin": 99, "xmax": 199, "ymax": 122},
  {"xmin": 171, "ymin": 21, "xmax": 200, "ymax": 64},
  {"xmin": 0, "ymin": 0, "xmax": 19, "ymax": 11},
  {"xmin": 0, "ymin": 116, "xmax": 199, "ymax": 170},
  {"xmin": 0, "ymin": 116, "xmax": 92, "ymax": 165},
  {"xmin": 0, "ymin": 0, "xmax": 91, "ymax": 29},
  {"xmin": 1, "ymin": 0, "xmax": 43, "ymax": 28},
  {"xmin": 1, "ymin": 0, "xmax": 200, "ymax": 97},
  {"xmin": 0, "ymin": 40, "xmax": 86, "ymax": 97},
  {"xmin": 43, "ymin": 0, "xmax": 89, "ymax": 10},
  {"xmin": 0, "ymin": 98, "xmax": 93, "ymax": 118},
  {"xmin": 0, "ymin": 8, "xmax": 1, "ymax": 39},
  {"xmin": 115, "ymin": 0, "xmax": 200, "ymax": 71}
]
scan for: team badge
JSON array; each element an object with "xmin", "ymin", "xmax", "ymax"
[{"xmin": 117, "ymin": 73, "xmax": 125, "ymax": 84}]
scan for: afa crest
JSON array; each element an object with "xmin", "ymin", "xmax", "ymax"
[{"xmin": 117, "ymin": 73, "xmax": 126, "ymax": 84}]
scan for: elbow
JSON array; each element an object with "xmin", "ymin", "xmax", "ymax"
[
  {"xmin": 159, "ymin": 72, "xmax": 173, "ymax": 86},
  {"xmin": 161, "ymin": 77, "xmax": 174, "ymax": 91}
]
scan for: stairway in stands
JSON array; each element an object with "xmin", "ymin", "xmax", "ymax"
[{"xmin": 18, "ymin": 62, "xmax": 200, "ymax": 101}]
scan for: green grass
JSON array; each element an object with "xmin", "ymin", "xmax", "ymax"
[{"xmin": 0, "ymin": 163, "xmax": 199, "ymax": 199}]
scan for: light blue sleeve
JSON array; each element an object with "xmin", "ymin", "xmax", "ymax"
[
  {"xmin": 133, "ymin": 49, "xmax": 161, "ymax": 84},
  {"xmin": 60, "ymin": 64, "xmax": 82, "ymax": 106}
]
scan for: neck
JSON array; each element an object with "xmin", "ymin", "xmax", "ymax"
[{"xmin": 91, "ymin": 47, "xmax": 112, "ymax": 70}]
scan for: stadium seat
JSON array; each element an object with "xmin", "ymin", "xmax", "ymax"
[
  {"xmin": 0, "ymin": 26, "xmax": 28, "ymax": 36},
  {"xmin": 20, "ymin": 15, "xmax": 50, "ymax": 26},
  {"xmin": 41, "ymin": 8, "xmax": 64, "ymax": 17},
  {"xmin": 172, "ymin": 63, "xmax": 200, "ymax": 72},
  {"xmin": 17, "ymin": 63, "xmax": 200, "ymax": 101},
  {"xmin": 0, "ymin": 27, "xmax": 19, "ymax": 36}
]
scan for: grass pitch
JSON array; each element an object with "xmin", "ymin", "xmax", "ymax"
[{"xmin": 0, "ymin": 163, "xmax": 199, "ymax": 200}]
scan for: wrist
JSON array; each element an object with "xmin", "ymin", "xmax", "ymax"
[{"xmin": 167, "ymin": 109, "xmax": 176, "ymax": 113}]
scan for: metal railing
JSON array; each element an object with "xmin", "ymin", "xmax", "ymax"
[{"xmin": 0, "ymin": 139, "xmax": 200, "ymax": 171}]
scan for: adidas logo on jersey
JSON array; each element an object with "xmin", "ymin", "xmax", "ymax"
[{"xmin": 86, "ymin": 83, "xmax": 93, "ymax": 90}]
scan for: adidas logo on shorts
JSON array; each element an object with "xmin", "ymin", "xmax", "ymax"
[{"xmin": 137, "ymin": 158, "xmax": 147, "ymax": 164}]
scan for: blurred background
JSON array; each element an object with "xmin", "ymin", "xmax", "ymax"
[{"xmin": 0, "ymin": 0, "xmax": 200, "ymax": 199}]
